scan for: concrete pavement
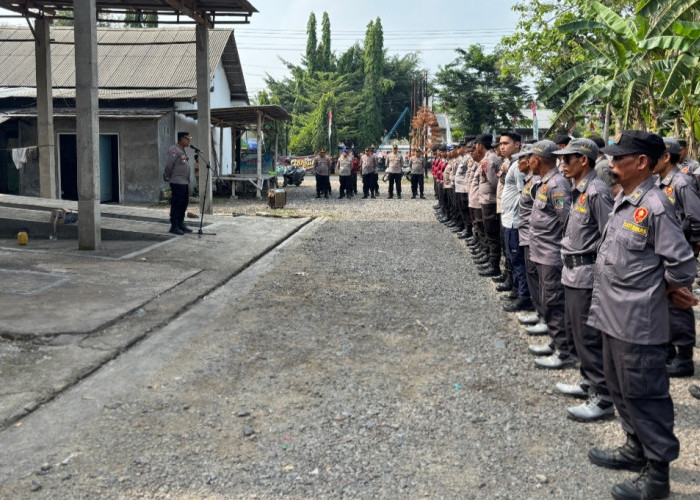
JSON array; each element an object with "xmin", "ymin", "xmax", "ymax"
[{"xmin": 0, "ymin": 194, "xmax": 311, "ymax": 429}]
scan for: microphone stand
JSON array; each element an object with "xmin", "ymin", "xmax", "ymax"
[{"xmin": 192, "ymin": 148, "xmax": 218, "ymax": 238}]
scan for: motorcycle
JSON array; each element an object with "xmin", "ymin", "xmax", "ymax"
[{"xmin": 282, "ymin": 164, "xmax": 306, "ymax": 187}]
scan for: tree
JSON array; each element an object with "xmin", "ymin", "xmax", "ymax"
[
  {"xmin": 305, "ymin": 13, "xmax": 318, "ymax": 73},
  {"xmin": 360, "ymin": 18, "xmax": 385, "ymax": 146},
  {"xmin": 124, "ymin": 10, "xmax": 158, "ymax": 28},
  {"xmin": 316, "ymin": 12, "xmax": 333, "ymax": 72},
  {"xmin": 538, "ymin": 0, "xmax": 700, "ymax": 139},
  {"xmin": 435, "ymin": 45, "xmax": 529, "ymax": 134}
]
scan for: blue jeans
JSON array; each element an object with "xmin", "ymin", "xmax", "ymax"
[{"xmin": 503, "ymin": 227, "xmax": 529, "ymax": 300}]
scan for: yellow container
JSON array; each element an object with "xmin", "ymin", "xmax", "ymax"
[{"xmin": 17, "ymin": 230, "xmax": 28, "ymax": 245}]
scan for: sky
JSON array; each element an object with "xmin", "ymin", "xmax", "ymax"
[
  {"xmin": 0, "ymin": 0, "xmax": 523, "ymax": 99},
  {"xmin": 231, "ymin": 0, "xmax": 522, "ymax": 97}
]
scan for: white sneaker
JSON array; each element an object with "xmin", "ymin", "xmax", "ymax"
[
  {"xmin": 517, "ymin": 313, "xmax": 539, "ymax": 325},
  {"xmin": 528, "ymin": 343, "xmax": 554, "ymax": 355},
  {"xmin": 555, "ymin": 377, "xmax": 590, "ymax": 398},
  {"xmin": 534, "ymin": 350, "xmax": 576, "ymax": 369},
  {"xmin": 567, "ymin": 392, "xmax": 614, "ymax": 421},
  {"xmin": 525, "ymin": 322, "xmax": 548, "ymax": 335}
]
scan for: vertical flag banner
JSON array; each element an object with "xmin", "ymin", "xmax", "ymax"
[
  {"xmin": 328, "ymin": 109, "xmax": 333, "ymax": 147},
  {"xmin": 531, "ymin": 100, "xmax": 539, "ymax": 141}
]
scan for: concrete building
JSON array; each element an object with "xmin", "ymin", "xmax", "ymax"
[{"xmin": 0, "ymin": 26, "xmax": 248, "ymax": 203}]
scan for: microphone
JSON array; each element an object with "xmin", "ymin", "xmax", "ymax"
[{"xmin": 189, "ymin": 145, "xmax": 202, "ymax": 153}]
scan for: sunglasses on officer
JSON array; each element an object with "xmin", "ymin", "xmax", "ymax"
[{"xmin": 561, "ymin": 154, "xmax": 583, "ymax": 164}]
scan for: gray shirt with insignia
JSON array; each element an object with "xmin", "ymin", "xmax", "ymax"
[
  {"xmin": 163, "ymin": 144, "xmax": 190, "ymax": 185},
  {"xmin": 656, "ymin": 166, "xmax": 700, "ymax": 242},
  {"xmin": 528, "ymin": 168, "xmax": 571, "ymax": 266},
  {"xmin": 560, "ymin": 170, "xmax": 613, "ymax": 288},
  {"xmin": 517, "ymin": 174, "xmax": 540, "ymax": 246},
  {"xmin": 587, "ymin": 176, "xmax": 696, "ymax": 344}
]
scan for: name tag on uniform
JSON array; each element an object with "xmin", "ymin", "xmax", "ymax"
[
  {"xmin": 575, "ymin": 205, "xmax": 588, "ymax": 214},
  {"xmin": 622, "ymin": 220, "xmax": 648, "ymax": 236},
  {"xmin": 537, "ymin": 193, "xmax": 548, "ymax": 201}
]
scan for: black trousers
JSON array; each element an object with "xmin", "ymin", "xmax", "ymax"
[
  {"xmin": 470, "ymin": 207, "xmax": 485, "ymax": 246},
  {"xmin": 169, "ymin": 183, "xmax": 189, "ymax": 225},
  {"xmin": 388, "ymin": 172, "xmax": 402, "ymax": 197},
  {"xmin": 524, "ymin": 246, "xmax": 543, "ymax": 317},
  {"xmin": 315, "ymin": 174, "xmax": 331, "ymax": 196},
  {"xmin": 668, "ymin": 290, "xmax": 696, "ymax": 347},
  {"xmin": 565, "ymin": 286, "xmax": 607, "ymax": 395},
  {"xmin": 411, "ymin": 174, "xmax": 424, "ymax": 197},
  {"xmin": 481, "ymin": 202, "xmax": 501, "ymax": 265},
  {"xmin": 351, "ymin": 174, "xmax": 358, "ymax": 194},
  {"xmin": 534, "ymin": 262, "xmax": 568, "ymax": 355},
  {"xmin": 603, "ymin": 334, "xmax": 679, "ymax": 462},
  {"xmin": 339, "ymin": 175, "xmax": 352, "ymax": 197},
  {"xmin": 362, "ymin": 173, "xmax": 377, "ymax": 196},
  {"xmin": 456, "ymin": 192, "xmax": 471, "ymax": 233}
]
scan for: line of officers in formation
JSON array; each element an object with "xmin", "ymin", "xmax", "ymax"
[
  {"xmin": 431, "ymin": 130, "xmax": 700, "ymax": 500},
  {"xmin": 312, "ymin": 145, "xmax": 428, "ymax": 200}
]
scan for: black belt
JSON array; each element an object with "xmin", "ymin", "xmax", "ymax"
[{"xmin": 562, "ymin": 253, "xmax": 596, "ymax": 268}]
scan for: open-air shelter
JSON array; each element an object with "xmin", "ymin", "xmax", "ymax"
[
  {"xmin": 181, "ymin": 104, "xmax": 292, "ymax": 197},
  {"xmin": 0, "ymin": 0, "xmax": 257, "ymax": 249}
]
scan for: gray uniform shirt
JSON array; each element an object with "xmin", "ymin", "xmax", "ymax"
[
  {"xmin": 477, "ymin": 150, "xmax": 502, "ymax": 205},
  {"xmin": 360, "ymin": 154, "xmax": 377, "ymax": 175},
  {"xmin": 528, "ymin": 168, "xmax": 572, "ymax": 266},
  {"xmin": 338, "ymin": 155, "xmax": 353, "ymax": 176},
  {"xmin": 587, "ymin": 176, "xmax": 696, "ymax": 344},
  {"xmin": 594, "ymin": 155, "xmax": 613, "ymax": 188},
  {"xmin": 313, "ymin": 156, "xmax": 331, "ymax": 176},
  {"xmin": 409, "ymin": 156, "xmax": 425, "ymax": 175},
  {"xmin": 560, "ymin": 170, "xmax": 613, "ymax": 288},
  {"xmin": 386, "ymin": 152, "xmax": 404, "ymax": 174},
  {"xmin": 517, "ymin": 174, "xmax": 539, "ymax": 246},
  {"xmin": 163, "ymin": 144, "xmax": 190, "ymax": 185},
  {"xmin": 656, "ymin": 166, "xmax": 700, "ymax": 242}
]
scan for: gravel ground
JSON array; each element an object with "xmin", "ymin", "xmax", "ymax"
[{"xmin": 2, "ymin": 174, "xmax": 699, "ymax": 498}]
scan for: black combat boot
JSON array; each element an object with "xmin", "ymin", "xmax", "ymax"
[
  {"xmin": 478, "ymin": 262, "xmax": 501, "ymax": 277},
  {"xmin": 179, "ymin": 220, "xmax": 193, "ymax": 233},
  {"xmin": 496, "ymin": 277, "xmax": 513, "ymax": 292},
  {"xmin": 492, "ymin": 271, "xmax": 510, "ymax": 284},
  {"xmin": 169, "ymin": 223, "xmax": 184, "ymax": 235},
  {"xmin": 588, "ymin": 433, "xmax": 646, "ymax": 471},
  {"xmin": 666, "ymin": 345, "xmax": 694, "ymax": 377},
  {"xmin": 610, "ymin": 460, "xmax": 670, "ymax": 500}
]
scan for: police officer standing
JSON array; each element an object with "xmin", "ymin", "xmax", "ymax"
[
  {"xmin": 163, "ymin": 131, "xmax": 193, "ymax": 235},
  {"xmin": 654, "ymin": 137, "xmax": 700, "ymax": 377},
  {"xmin": 587, "ymin": 131, "xmax": 698, "ymax": 500},
  {"xmin": 474, "ymin": 134, "xmax": 503, "ymax": 277},
  {"xmin": 360, "ymin": 147, "xmax": 378, "ymax": 199},
  {"xmin": 527, "ymin": 140, "xmax": 573, "ymax": 369},
  {"xmin": 337, "ymin": 148, "xmax": 354, "ymax": 199},
  {"xmin": 386, "ymin": 144, "xmax": 405, "ymax": 199},
  {"xmin": 312, "ymin": 148, "xmax": 332, "ymax": 198},
  {"xmin": 552, "ymin": 138, "xmax": 614, "ymax": 421},
  {"xmin": 409, "ymin": 149, "xmax": 426, "ymax": 199}
]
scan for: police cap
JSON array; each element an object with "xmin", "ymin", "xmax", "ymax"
[
  {"xmin": 530, "ymin": 140, "xmax": 558, "ymax": 159},
  {"xmin": 662, "ymin": 137, "xmax": 680, "ymax": 155},
  {"xmin": 553, "ymin": 137, "xmax": 599, "ymax": 163},
  {"xmin": 475, "ymin": 134, "xmax": 492, "ymax": 148},
  {"xmin": 601, "ymin": 130, "xmax": 666, "ymax": 159}
]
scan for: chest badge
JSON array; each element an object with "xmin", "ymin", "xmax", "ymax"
[
  {"xmin": 665, "ymin": 185, "xmax": 674, "ymax": 196},
  {"xmin": 579, "ymin": 193, "xmax": 587, "ymax": 205},
  {"xmin": 541, "ymin": 185, "xmax": 548, "ymax": 194},
  {"xmin": 634, "ymin": 207, "xmax": 648, "ymax": 223}
]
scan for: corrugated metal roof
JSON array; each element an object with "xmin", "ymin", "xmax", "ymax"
[
  {"xmin": 0, "ymin": 0, "xmax": 257, "ymax": 26},
  {"xmin": 0, "ymin": 107, "xmax": 171, "ymax": 119},
  {"xmin": 0, "ymin": 26, "xmax": 247, "ymax": 102},
  {"xmin": 181, "ymin": 105, "xmax": 292, "ymax": 127}
]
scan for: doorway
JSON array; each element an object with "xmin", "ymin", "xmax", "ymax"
[{"xmin": 58, "ymin": 133, "xmax": 119, "ymax": 202}]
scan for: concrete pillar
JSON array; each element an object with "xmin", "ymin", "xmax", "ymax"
[
  {"xmin": 74, "ymin": 0, "xmax": 101, "ymax": 249},
  {"xmin": 196, "ymin": 23, "xmax": 212, "ymax": 214},
  {"xmin": 35, "ymin": 16, "xmax": 57, "ymax": 199},
  {"xmin": 256, "ymin": 110, "xmax": 262, "ymax": 198}
]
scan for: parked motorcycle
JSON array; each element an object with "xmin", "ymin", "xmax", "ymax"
[{"xmin": 282, "ymin": 164, "xmax": 306, "ymax": 187}]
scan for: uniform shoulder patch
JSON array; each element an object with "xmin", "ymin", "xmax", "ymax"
[{"xmin": 634, "ymin": 207, "xmax": 648, "ymax": 223}]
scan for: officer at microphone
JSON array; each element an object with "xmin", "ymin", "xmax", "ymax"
[{"xmin": 163, "ymin": 131, "xmax": 193, "ymax": 235}]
